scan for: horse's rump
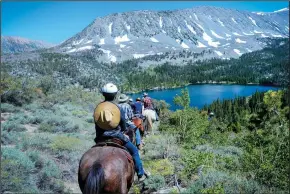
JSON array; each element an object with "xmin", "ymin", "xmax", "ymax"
[
  {"xmin": 143, "ymin": 109, "xmax": 157, "ymax": 133},
  {"xmin": 78, "ymin": 146, "xmax": 134, "ymax": 194},
  {"xmin": 132, "ymin": 117, "xmax": 144, "ymax": 132}
]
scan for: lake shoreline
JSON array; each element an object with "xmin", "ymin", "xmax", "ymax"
[{"xmin": 125, "ymin": 82, "xmax": 282, "ymax": 95}]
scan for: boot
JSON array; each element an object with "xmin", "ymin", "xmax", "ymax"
[
  {"xmin": 137, "ymin": 144, "xmax": 143, "ymax": 150},
  {"xmin": 138, "ymin": 174, "xmax": 147, "ymax": 182}
]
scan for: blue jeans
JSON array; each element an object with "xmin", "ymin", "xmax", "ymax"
[
  {"xmin": 124, "ymin": 141, "xmax": 144, "ymax": 177},
  {"xmin": 135, "ymin": 128, "xmax": 141, "ymax": 146}
]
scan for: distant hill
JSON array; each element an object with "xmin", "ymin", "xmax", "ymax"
[{"xmin": 1, "ymin": 36, "xmax": 55, "ymax": 54}]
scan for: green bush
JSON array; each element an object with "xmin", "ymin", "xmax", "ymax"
[
  {"xmin": 143, "ymin": 134, "xmax": 180, "ymax": 160},
  {"xmin": 1, "ymin": 130, "xmax": 18, "ymax": 145},
  {"xmin": 2, "ymin": 121, "xmax": 26, "ymax": 132},
  {"xmin": 38, "ymin": 123, "xmax": 54, "ymax": 132},
  {"xmin": 16, "ymin": 133, "xmax": 52, "ymax": 151},
  {"xmin": 1, "ymin": 103, "xmax": 18, "ymax": 112},
  {"xmin": 144, "ymin": 175, "xmax": 166, "ymax": 191},
  {"xmin": 144, "ymin": 159, "xmax": 174, "ymax": 176},
  {"xmin": 7, "ymin": 112, "xmax": 30, "ymax": 124},
  {"xmin": 1, "ymin": 147, "xmax": 39, "ymax": 193},
  {"xmin": 184, "ymin": 169, "xmax": 278, "ymax": 194},
  {"xmin": 50, "ymin": 135, "xmax": 82, "ymax": 152}
]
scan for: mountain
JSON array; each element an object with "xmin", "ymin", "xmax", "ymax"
[
  {"xmin": 55, "ymin": 6, "xmax": 289, "ymax": 62},
  {"xmin": 1, "ymin": 36, "xmax": 55, "ymax": 54}
]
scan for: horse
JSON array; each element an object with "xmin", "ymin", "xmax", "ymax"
[
  {"xmin": 78, "ymin": 143, "xmax": 135, "ymax": 194},
  {"xmin": 142, "ymin": 109, "xmax": 157, "ymax": 134}
]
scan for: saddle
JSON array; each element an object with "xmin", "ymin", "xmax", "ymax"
[{"xmin": 93, "ymin": 138, "xmax": 134, "ymax": 164}]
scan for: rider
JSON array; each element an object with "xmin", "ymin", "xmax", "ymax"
[
  {"xmin": 143, "ymin": 93, "xmax": 159, "ymax": 121},
  {"xmin": 94, "ymin": 83, "xmax": 148, "ymax": 181},
  {"xmin": 134, "ymin": 97, "xmax": 144, "ymax": 117},
  {"xmin": 128, "ymin": 98, "xmax": 135, "ymax": 111},
  {"xmin": 118, "ymin": 94, "xmax": 143, "ymax": 150}
]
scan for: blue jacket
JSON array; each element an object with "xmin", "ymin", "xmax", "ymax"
[
  {"xmin": 134, "ymin": 101, "xmax": 143, "ymax": 114},
  {"xmin": 94, "ymin": 101, "xmax": 130, "ymax": 143}
]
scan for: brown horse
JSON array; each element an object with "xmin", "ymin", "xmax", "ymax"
[{"xmin": 78, "ymin": 145, "xmax": 134, "ymax": 194}]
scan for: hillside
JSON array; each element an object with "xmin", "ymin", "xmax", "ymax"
[
  {"xmin": 2, "ymin": 38, "xmax": 287, "ymax": 95},
  {"xmin": 1, "ymin": 36, "xmax": 54, "ymax": 54}
]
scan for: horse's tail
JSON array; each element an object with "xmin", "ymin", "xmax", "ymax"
[{"xmin": 84, "ymin": 162, "xmax": 105, "ymax": 194}]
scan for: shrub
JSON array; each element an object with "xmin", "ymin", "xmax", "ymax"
[
  {"xmin": 50, "ymin": 136, "xmax": 82, "ymax": 152},
  {"xmin": 1, "ymin": 103, "xmax": 18, "ymax": 112},
  {"xmin": 143, "ymin": 159, "xmax": 174, "ymax": 176},
  {"xmin": 86, "ymin": 116, "xmax": 94, "ymax": 123},
  {"xmin": 7, "ymin": 112, "xmax": 30, "ymax": 124},
  {"xmin": 1, "ymin": 147, "xmax": 39, "ymax": 193},
  {"xmin": 143, "ymin": 175, "xmax": 166, "ymax": 191},
  {"xmin": 1, "ymin": 130, "xmax": 18, "ymax": 145},
  {"xmin": 184, "ymin": 169, "xmax": 279, "ymax": 194},
  {"xmin": 2, "ymin": 121, "xmax": 26, "ymax": 132},
  {"xmin": 38, "ymin": 123, "xmax": 54, "ymax": 132},
  {"xmin": 72, "ymin": 110, "xmax": 88, "ymax": 118},
  {"xmin": 180, "ymin": 149, "xmax": 214, "ymax": 180},
  {"xmin": 16, "ymin": 133, "xmax": 52, "ymax": 151},
  {"xmin": 143, "ymin": 134, "xmax": 180, "ymax": 160}
]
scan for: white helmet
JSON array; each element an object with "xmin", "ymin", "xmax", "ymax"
[{"xmin": 101, "ymin": 83, "xmax": 118, "ymax": 94}]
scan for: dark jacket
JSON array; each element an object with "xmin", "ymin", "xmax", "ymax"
[
  {"xmin": 94, "ymin": 101, "xmax": 130, "ymax": 143},
  {"xmin": 134, "ymin": 101, "xmax": 143, "ymax": 114}
]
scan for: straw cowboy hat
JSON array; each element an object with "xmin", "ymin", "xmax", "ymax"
[
  {"xmin": 94, "ymin": 101, "xmax": 121, "ymax": 130},
  {"xmin": 118, "ymin": 94, "xmax": 129, "ymax": 103}
]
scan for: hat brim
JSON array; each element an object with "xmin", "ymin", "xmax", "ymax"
[{"xmin": 118, "ymin": 97, "xmax": 129, "ymax": 102}]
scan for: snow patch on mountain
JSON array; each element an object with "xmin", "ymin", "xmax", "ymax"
[
  {"xmin": 114, "ymin": 35, "xmax": 130, "ymax": 44},
  {"xmin": 248, "ymin": 17, "xmax": 257, "ymax": 26},
  {"xmin": 231, "ymin": 18, "xmax": 238, "ymax": 24},
  {"xmin": 233, "ymin": 49, "xmax": 242, "ymax": 56},
  {"xmin": 217, "ymin": 18, "xmax": 225, "ymax": 27},
  {"xmin": 271, "ymin": 34, "xmax": 283, "ymax": 38},
  {"xmin": 109, "ymin": 23, "xmax": 113, "ymax": 34},
  {"xmin": 195, "ymin": 22, "xmax": 204, "ymax": 31},
  {"xmin": 99, "ymin": 48, "xmax": 116, "ymax": 62},
  {"xmin": 211, "ymin": 30, "xmax": 225, "ymax": 39},
  {"xmin": 185, "ymin": 21, "xmax": 196, "ymax": 34},
  {"xmin": 243, "ymin": 32, "xmax": 254, "ymax": 35},
  {"xmin": 99, "ymin": 38, "xmax": 105, "ymax": 45},
  {"xmin": 273, "ymin": 7, "xmax": 289, "ymax": 13},
  {"xmin": 159, "ymin": 17, "xmax": 163, "ymax": 28},
  {"xmin": 261, "ymin": 34, "xmax": 269, "ymax": 38},
  {"xmin": 233, "ymin": 32, "xmax": 243, "ymax": 36},
  {"xmin": 150, "ymin": 37, "xmax": 159, "ymax": 42},
  {"xmin": 194, "ymin": 13, "xmax": 198, "ymax": 20},
  {"xmin": 235, "ymin": 38, "xmax": 246, "ymax": 43},
  {"xmin": 214, "ymin": 50, "xmax": 223, "ymax": 56},
  {"xmin": 86, "ymin": 40, "xmax": 93, "ymax": 44},
  {"xmin": 197, "ymin": 41, "xmax": 207, "ymax": 48},
  {"xmin": 203, "ymin": 32, "xmax": 220, "ymax": 47}
]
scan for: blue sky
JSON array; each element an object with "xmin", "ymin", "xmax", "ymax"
[{"xmin": 2, "ymin": 1, "xmax": 289, "ymax": 44}]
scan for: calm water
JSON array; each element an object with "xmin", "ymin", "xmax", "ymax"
[{"xmin": 128, "ymin": 84, "xmax": 280, "ymax": 111}]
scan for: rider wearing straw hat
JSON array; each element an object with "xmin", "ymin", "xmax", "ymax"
[{"xmin": 94, "ymin": 83, "xmax": 148, "ymax": 181}]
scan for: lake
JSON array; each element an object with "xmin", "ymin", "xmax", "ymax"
[{"xmin": 128, "ymin": 84, "xmax": 281, "ymax": 111}]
